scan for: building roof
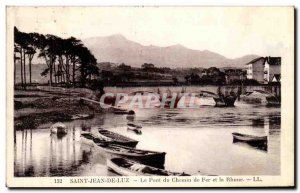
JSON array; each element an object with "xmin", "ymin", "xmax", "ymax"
[
  {"xmin": 266, "ymin": 57, "xmax": 281, "ymax": 66},
  {"xmin": 246, "ymin": 57, "xmax": 265, "ymax": 65},
  {"xmin": 246, "ymin": 56, "xmax": 281, "ymax": 66}
]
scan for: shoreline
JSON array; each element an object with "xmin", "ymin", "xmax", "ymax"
[{"xmin": 14, "ymin": 90, "xmax": 97, "ymax": 130}]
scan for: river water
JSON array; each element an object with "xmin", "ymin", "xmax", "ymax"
[{"xmin": 14, "ymin": 87, "xmax": 281, "ymax": 177}]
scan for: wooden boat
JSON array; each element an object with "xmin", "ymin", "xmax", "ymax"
[
  {"xmin": 114, "ymin": 109, "xmax": 135, "ymax": 115},
  {"xmin": 97, "ymin": 129, "xmax": 138, "ymax": 147},
  {"xmin": 127, "ymin": 123, "xmax": 142, "ymax": 129},
  {"xmin": 127, "ymin": 123, "xmax": 142, "ymax": 134},
  {"xmin": 71, "ymin": 114, "xmax": 94, "ymax": 120},
  {"xmin": 232, "ymin": 132, "xmax": 268, "ymax": 151},
  {"xmin": 50, "ymin": 122, "xmax": 67, "ymax": 134},
  {"xmin": 232, "ymin": 132, "xmax": 267, "ymax": 142},
  {"xmin": 127, "ymin": 128, "xmax": 142, "ymax": 135},
  {"xmin": 95, "ymin": 143, "xmax": 166, "ymax": 167},
  {"xmin": 80, "ymin": 132, "xmax": 96, "ymax": 146},
  {"xmin": 81, "ymin": 123, "xmax": 92, "ymax": 131},
  {"xmin": 107, "ymin": 157, "xmax": 189, "ymax": 176}
]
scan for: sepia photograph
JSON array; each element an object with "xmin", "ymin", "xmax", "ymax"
[{"xmin": 6, "ymin": 6, "xmax": 294, "ymax": 187}]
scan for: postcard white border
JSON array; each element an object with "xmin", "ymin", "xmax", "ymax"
[{"xmin": 5, "ymin": 6, "xmax": 295, "ymax": 188}]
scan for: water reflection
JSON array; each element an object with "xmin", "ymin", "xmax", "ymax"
[
  {"xmin": 233, "ymin": 140, "xmax": 268, "ymax": 152},
  {"xmin": 252, "ymin": 118, "xmax": 265, "ymax": 128},
  {"xmin": 15, "ymin": 104, "xmax": 281, "ymax": 176}
]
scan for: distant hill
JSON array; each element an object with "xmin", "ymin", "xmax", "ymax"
[
  {"xmin": 15, "ymin": 35, "xmax": 259, "ymax": 84},
  {"xmin": 83, "ymin": 34, "xmax": 259, "ymax": 68}
]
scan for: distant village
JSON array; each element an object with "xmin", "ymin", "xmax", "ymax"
[
  {"xmin": 96, "ymin": 56, "xmax": 281, "ymax": 87},
  {"xmin": 13, "ymin": 28, "xmax": 281, "ymax": 88}
]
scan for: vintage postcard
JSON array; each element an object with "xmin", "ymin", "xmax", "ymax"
[{"xmin": 6, "ymin": 6, "xmax": 294, "ymax": 188}]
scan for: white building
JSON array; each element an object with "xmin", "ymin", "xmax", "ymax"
[{"xmin": 246, "ymin": 56, "xmax": 281, "ymax": 84}]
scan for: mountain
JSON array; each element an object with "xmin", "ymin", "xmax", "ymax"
[{"xmin": 83, "ymin": 34, "xmax": 259, "ymax": 68}]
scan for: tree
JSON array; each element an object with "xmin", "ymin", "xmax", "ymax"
[
  {"xmin": 25, "ymin": 32, "xmax": 40, "ymax": 84},
  {"xmin": 67, "ymin": 37, "xmax": 84, "ymax": 84},
  {"xmin": 184, "ymin": 75, "xmax": 190, "ymax": 84},
  {"xmin": 14, "ymin": 27, "xmax": 99, "ymax": 89},
  {"xmin": 77, "ymin": 46, "xmax": 99, "ymax": 86},
  {"xmin": 118, "ymin": 63, "xmax": 131, "ymax": 71},
  {"xmin": 141, "ymin": 63, "xmax": 155, "ymax": 71},
  {"xmin": 190, "ymin": 73, "xmax": 200, "ymax": 84},
  {"xmin": 14, "ymin": 27, "xmax": 29, "ymax": 88},
  {"xmin": 38, "ymin": 34, "xmax": 60, "ymax": 85},
  {"xmin": 172, "ymin": 77, "xmax": 179, "ymax": 85}
]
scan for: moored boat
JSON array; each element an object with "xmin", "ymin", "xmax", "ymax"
[
  {"xmin": 127, "ymin": 123, "xmax": 142, "ymax": 134},
  {"xmin": 113, "ymin": 109, "xmax": 135, "ymax": 115},
  {"xmin": 107, "ymin": 157, "xmax": 189, "ymax": 176},
  {"xmin": 95, "ymin": 143, "xmax": 166, "ymax": 167},
  {"xmin": 71, "ymin": 114, "xmax": 94, "ymax": 120},
  {"xmin": 97, "ymin": 129, "xmax": 138, "ymax": 147},
  {"xmin": 50, "ymin": 122, "xmax": 67, "ymax": 134},
  {"xmin": 80, "ymin": 132, "xmax": 96, "ymax": 146},
  {"xmin": 232, "ymin": 132, "xmax": 267, "ymax": 142},
  {"xmin": 127, "ymin": 123, "xmax": 142, "ymax": 129}
]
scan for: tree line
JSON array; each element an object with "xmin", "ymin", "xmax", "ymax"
[{"xmin": 14, "ymin": 27, "xmax": 99, "ymax": 88}]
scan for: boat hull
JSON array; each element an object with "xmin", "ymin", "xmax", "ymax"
[
  {"xmin": 50, "ymin": 122, "xmax": 68, "ymax": 134},
  {"xmin": 97, "ymin": 130, "xmax": 139, "ymax": 148},
  {"xmin": 107, "ymin": 158, "xmax": 150, "ymax": 176},
  {"xmin": 51, "ymin": 128, "xmax": 67, "ymax": 134},
  {"xmin": 50, "ymin": 127, "xmax": 67, "ymax": 134},
  {"xmin": 107, "ymin": 158, "xmax": 189, "ymax": 176},
  {"xmin": 127, "ymin": 125, "xmax": 142, "ymax": 135},
  {"xmin": 127, "ymin": 127, "xmax": 142, "ymax": 135},
  {"xmin": 71, "ymin": 114, "xmax": 94, "ymax": 120},
  {"xmin": 94, "ymin": 137, "xmax": 138, "ymax": 147},
  {"xmin": 80, "ymin": 136, "xmax": 95, "ymax": 146},
  {"xmin": 232, "ymin": 132, "xmax": 267, "ymax": 142},
  {"xmin": 232, "ymin": 132, "xmax": 268, "ymax": 151},
  {"xmin": 95, "ymin": 144, "xmax": 166, "ymax": 167}
]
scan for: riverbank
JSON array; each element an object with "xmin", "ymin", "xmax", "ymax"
[
  {"xmin": 14, "ymin": 98, "xmax": 281, "ymax": 176},
  {"xmin": 14, "ymin": 90, "xmax": 97, "ymax": 130}
]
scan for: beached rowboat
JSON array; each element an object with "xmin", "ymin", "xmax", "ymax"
[
  {"xmin": 97, "ymin": 129, "xmax": 138, "ymax": 147},
  {"xmin": 95, "ymin": 143, "xmax": 166, "ymax": 167},
  {"xmin": 107, "ymin": 157, "xmax": 189, "ymax": 176},
  {"xmin": 232, "ymin": 132, "xmax": 267, "ymax": 142}
]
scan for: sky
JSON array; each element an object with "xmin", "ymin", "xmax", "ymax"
[{"xmin": 8, "ymin": 6, "xmax": 294, "ymax": 58}]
